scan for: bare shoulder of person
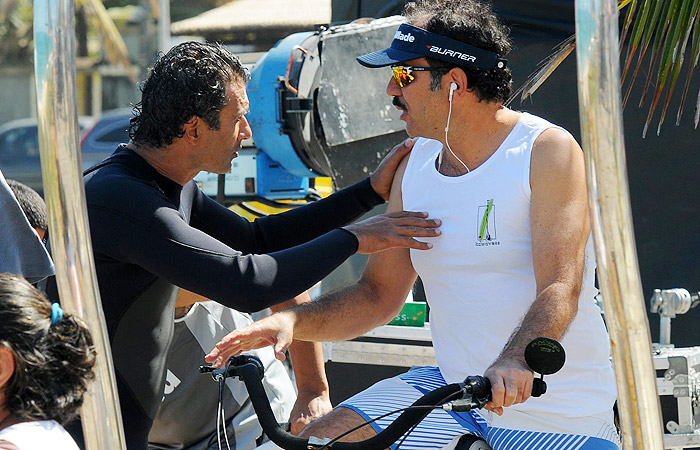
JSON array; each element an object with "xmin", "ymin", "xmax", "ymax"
[{"xmin": 530, "ymin": 127, "xmax": 584, "ymax": 190}]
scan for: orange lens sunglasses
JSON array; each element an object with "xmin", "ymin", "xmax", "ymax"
[{"xmin": 391, "ymin": 65, "xmax": 447, "ymax": 88}]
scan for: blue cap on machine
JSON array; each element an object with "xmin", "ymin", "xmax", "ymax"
[{"xmin": 356, "ymin": 23, "xmax": 507, "ymax": 71}]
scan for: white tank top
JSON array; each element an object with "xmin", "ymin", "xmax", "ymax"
[
  {"xmin": 402, "ymin": 112, "xmax": 617, "ymax": 417},
  {"xmin": 0, "ymin": 420, "xmax": 79, "ymax": 450}
]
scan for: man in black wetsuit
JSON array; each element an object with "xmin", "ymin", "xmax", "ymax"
[{"xmin": 63, "ymin": 42, "xmax": 440, "ymax": 449}]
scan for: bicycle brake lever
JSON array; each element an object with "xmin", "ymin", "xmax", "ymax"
[
  {"xmin": 442, "ymin": 395, "xmax": 489, "ymax": 412},
  {"xmin": 199, "ymin": 355, "xmax": 265, "ymax": 382},
  {"xmin": 199, "ymin": 365, "xmax": 228, "ymax": 381},
  {"xmin": 442, "ymin": 376, "xmax": 491, "ymax": 412}
]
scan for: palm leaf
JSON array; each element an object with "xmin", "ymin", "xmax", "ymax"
[
  {"xmin": 676, "ymin": 3, "xmax": 700, "ymax": 127},
  {"xmin": 629, "ymin": 0, "xmax": 672, "ymax": 109},
  {"xmin": 621, "ymin": 0, "xmax": 664, "ymax": 108},
  {"xmin": 657, "ymin": 0, "xmax": 700, "ymax": 133},
  {"xmin": 641, "ymin": 0, "xmax": 686, "ymax": 137},
  {"xmin": 515, "ymin": 0, "xmax": 700, "ymax": 135},
  {"xmin": 620, "ymin": 0, "xmax": 655, "ymax": 94},
  {"xmin": 505, "ymin": 35, "xmax": 575, "ymax": 106},
  {"xmin": 618, "ymin": 0, "xmax": 637, "ymax": 54}
]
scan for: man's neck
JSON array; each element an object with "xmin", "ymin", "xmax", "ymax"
[
  {"xmin": 127, "ymin": 143, "xmax": 197, "ymax": 186},
  {"xmin": 440, "ymin": 105, "xmax": 520, "ymax": 173}
]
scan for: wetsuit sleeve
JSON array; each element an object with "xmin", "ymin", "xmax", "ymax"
[
  {"xmin": 89, "ymin": 203, "xmax": 358, "ymax": 313},
  {"xmin": 191, "ymin": 177, "xmax": 384, "ymax": 254}
]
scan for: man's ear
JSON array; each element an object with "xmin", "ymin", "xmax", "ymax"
[
  {"xmin": 446, "ymin": 67, "xmax": 468, "ymax": 99},
  {"xmin": 0, "ymin": 346, "xmax": 15, "ymax": 390},
  {"xmin": 182, "ymin": 116, "xmax": 200, "ymax": 144}
]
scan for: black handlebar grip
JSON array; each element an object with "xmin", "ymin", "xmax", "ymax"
[
  {"xmin": 464, "ymin": 375, "xmax": 546, "ymax": 400},
  {"xmin": 531, "ymin": 378, "xmax": 547, "ymax": 397}
]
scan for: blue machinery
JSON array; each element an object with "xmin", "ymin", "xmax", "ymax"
[{"xmin": 196, "ymin": 18, "xmax": 408, "ymax": 203}]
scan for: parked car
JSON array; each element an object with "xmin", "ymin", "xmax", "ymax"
[
  {"xmin": 79, "ymin": 107, "xmax": 132, "ymax": 156},
  {"xmin": 0, "ymin": 116, "xmax": 94, "ymax": 194}
]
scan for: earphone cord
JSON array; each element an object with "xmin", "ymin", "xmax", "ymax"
[{"xmin": 443, "ymin": 88, "xmax": 470, "ymax": 173}]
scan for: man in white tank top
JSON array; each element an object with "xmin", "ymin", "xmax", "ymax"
[{"xmin": 205, "ymin": 1, "xmax": 619, "ymax": 448}]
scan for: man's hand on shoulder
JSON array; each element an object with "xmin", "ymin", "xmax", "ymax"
[
  {"xmin": 370, "ymin": 138, "xmax": 415, "ymax": 201},
  {"xmin": 342, "ymin": 211, "xmax": 441, "ymax": 254},
  {"xmin": 483, "ymin": 356, "xmax": 534, "ymax": 416}
]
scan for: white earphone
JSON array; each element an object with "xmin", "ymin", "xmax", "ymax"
[
  {"xmin": 449, "ymin": 82, "xmax": 458, "ymax": 101},
  {"xmin": 442, "ymin": 81, "xmax": 470, "ymax": 174}
]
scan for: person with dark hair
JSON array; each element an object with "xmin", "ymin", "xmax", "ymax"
[
  {"xmin": 6, "ymin": 180, "xmax": 48, "ymax": 243},
  {"xmin": 48, "ymin": 41, "xmax": 440, "ymax": 449},
  {"xmin": 0, "ymin": 171, "xmax": 53, "ymax": 284},
  {"xmin": 206, "ymin": 1, "xmax": 619, "ymax": 449},
  {"xmin": 0, "ymin": 273, "xmax": 95, "ymax": 450}
]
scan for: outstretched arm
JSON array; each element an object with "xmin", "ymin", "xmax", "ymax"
[
  {"xmin": 484, "ymin": 128, "xmax": 591, "ymax": 415},
  {"xmin": 193, "ymin": 138, "xmax": 417, "ymax": 255},
  {"xmin": 205, "ymin": 156, "xmax": 429, "ymax": 366}
]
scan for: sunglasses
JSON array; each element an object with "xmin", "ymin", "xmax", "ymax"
[{"xmin": 391, "ymin": 65, "xmax": 447, "ymax": 88}]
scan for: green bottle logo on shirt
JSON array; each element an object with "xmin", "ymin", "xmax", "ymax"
[{"xmin": 476, "ymin": 199, "xmax": 499, "ymax": 246}]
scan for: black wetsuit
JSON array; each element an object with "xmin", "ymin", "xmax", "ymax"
[{"xmin": 62, "ymin": 146, "xmax": 383, "ymax": 449}]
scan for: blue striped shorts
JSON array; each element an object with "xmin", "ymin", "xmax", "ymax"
[{"xmin": 338, "ymin": 366, "xmax": 620, "ymax": 450}]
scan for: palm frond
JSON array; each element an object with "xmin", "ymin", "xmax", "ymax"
[
  {"xmin": 636, "ymin": 0, "xmax": 674, "ymax": 111},
  {"xmin": 640, "ymin": 0, "xmax": 688, "ymax": 137},
  {"xmin": 676, "ymin": 2, "xmax": 700, "ymax": 127},
  {"xmin": 620, "ymin": 0, "xmax": 653, "ymax": 90},
  {"xmin": 505, "ymin": 35, "xmax": 575, "ymax": 106},
  {"xmin": 657, "ymin": 0, "xmax": 700, "ymax": 134},
  {"xmin": 515, "ymin": 0, "xmax": 700, "ymax": 136},
  {"xmin": 621, "ymin": 0, "xmax": 663, "ymax": 108},
  {"xmin": 695, "ymin": 84, "xmax": 700, "ymax": 128},
  {"xmin": 618, "ymin": 0, "xmax": 637, "ymax": 53}
]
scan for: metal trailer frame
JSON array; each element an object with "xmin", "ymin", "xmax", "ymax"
[
  {"xmin": 31, "ymin": 0, "xmax": 684, "ymax": 448},
  {"xmin": 33, "ymin": 1, "xmax": 126, "ymax": 448}
]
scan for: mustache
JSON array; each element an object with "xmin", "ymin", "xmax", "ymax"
[{"xmin": 392, "ymin": 96, "xmax": 406, "ymax": 110}]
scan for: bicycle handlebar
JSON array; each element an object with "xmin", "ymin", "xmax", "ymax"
[
  {"xmin": 201, "ymin": 337, "xmax": 565, "ymax": 450},
  {"xmin": 204, "ymin": 356, "xmax": 473, "ymax": 450}
]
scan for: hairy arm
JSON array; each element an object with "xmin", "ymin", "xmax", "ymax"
[
  {"xmin": 206, "ymin": 157, "xmax": 428, "ymax": 366},
  {"xmin": 484, "ymin": 128, "xmax": 590, "ymax": 414}
]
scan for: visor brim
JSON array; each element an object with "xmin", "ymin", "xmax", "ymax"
[{"xmin": 356, "ymin": 47, "xmax": 425, "ymax": 68}]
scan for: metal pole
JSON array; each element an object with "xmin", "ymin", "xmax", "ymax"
[
  {"xmin": 33, "ymin": 1, "xmax": 127, "ymax": 448},
  {"xmin": 157, "ymin": 0, "xmax": 171, "ymax": 54},
  {"xmin": 574, "ymin": 0, "xmax": 665, "ymax": 447}
]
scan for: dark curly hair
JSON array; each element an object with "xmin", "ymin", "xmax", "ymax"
[
  {"xmin": 0, "ymin": 273, "xmax": 96, "ymax": 425},
  {"xmin": 404, "ymin": 0, "xmax": 513, "ymax": 102},
  {"xmin": 6, "ymin": 179, "xmax": 47, "ymax": 232},
  {"xmin": 129, "ymin": 41, "xmax": 249, "ymax": 149}
]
